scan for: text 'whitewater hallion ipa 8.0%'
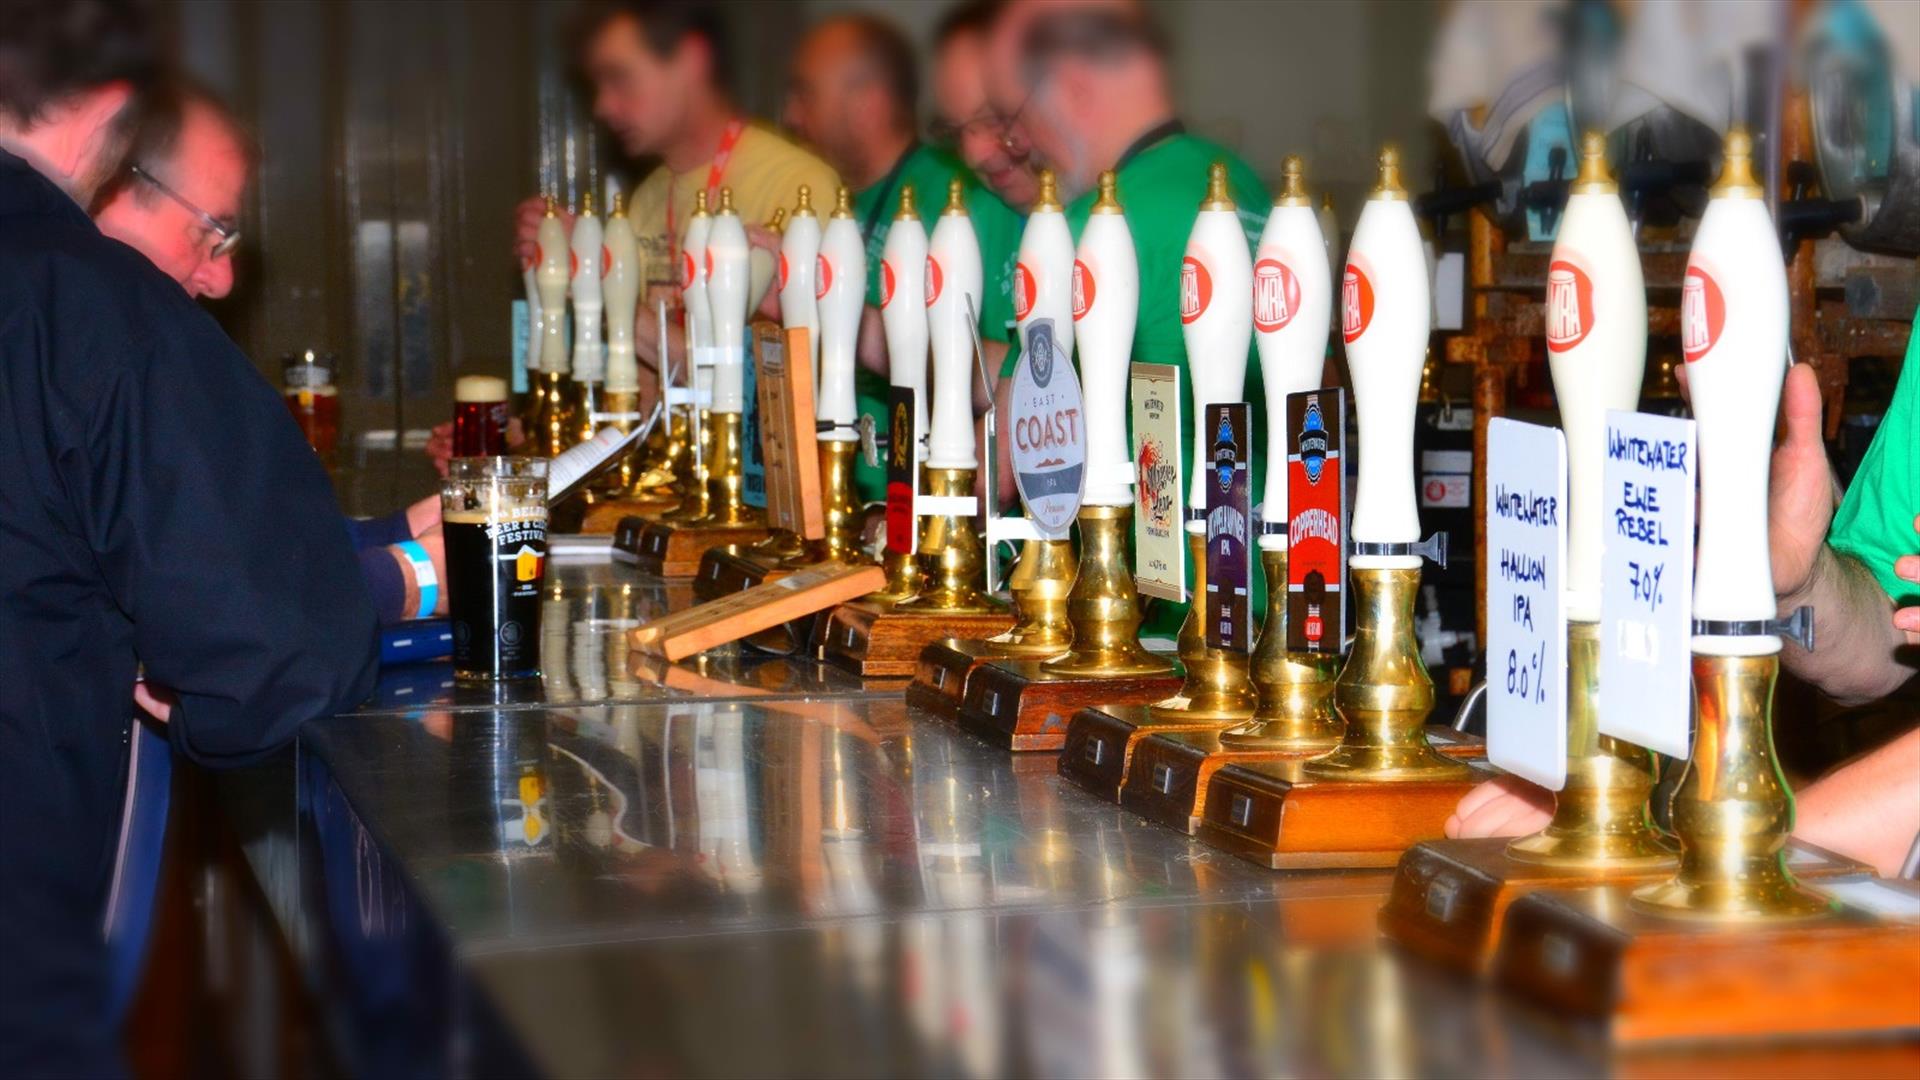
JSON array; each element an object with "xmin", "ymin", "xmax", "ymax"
[{"xmin": 443, "ymin": 457, "xmax": 550, "ymax": 681}]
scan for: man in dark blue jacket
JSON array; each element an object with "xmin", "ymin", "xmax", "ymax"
[{"xmin": 0, "ymin": 3, "xmax": 379, "ymax": 1070}]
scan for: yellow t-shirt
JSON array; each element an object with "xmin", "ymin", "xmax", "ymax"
[{"xmin": 626, "ymin": 122, "xmax": 841, "ymax": 285}]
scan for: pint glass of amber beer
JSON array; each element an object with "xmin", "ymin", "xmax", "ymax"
[
  {"xmin": 282, "ymin": 349, "xmax": 339, "ymax": 466},
  {"xmin": 443, "ymin": 457, "xmax": 549, "ymax": 681},
  {"xmin": 452, "ymin": 374, "xmax": 511, "ymax": 457}
]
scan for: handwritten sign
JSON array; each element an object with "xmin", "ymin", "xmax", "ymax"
[
  {"xmin": 1009, "ymin": 318, "xmax": 1086, "ymax": 539},
  {"xmin": 1205, "ymin": 404, "xmax": 1252, "ymax": 651},
  {"xmin": 1286, "ymin": 389, "xmax": 1347, "ymax": 654},
  {"xmin": 1485, "ymin": 418, "xmax": 1568, "ymax": 790},
  {"xmin": 1131, "ymin": 362, "xmax": 1184, "ymax": 601},
  {"xmin": 1597, "ymin": 410, "xmax": 1695, "ymax": 758}
]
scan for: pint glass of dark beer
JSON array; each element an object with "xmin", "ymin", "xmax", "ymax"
[
  {"xmin": 453, "ymin": 374, "xmax": 511, "ymax": 458},
  {"xmin": 443, "ymin": 457, "xmax": 550, "ymax": 681}
]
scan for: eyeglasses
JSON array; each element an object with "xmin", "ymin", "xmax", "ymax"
[{"xmin": 130, "ymin": 164, "xmax": 241, "ymax": 258}]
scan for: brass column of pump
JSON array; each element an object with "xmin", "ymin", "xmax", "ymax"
[
  {"xmin": 693, "ymin": 189, "xmax": 758, "ymax": 527},
  {"xmin": 898, "ymin": 179, "xmax": 997, "ymax": 615},
  {"xmin": 1631, "ymin": 128, "xmax": 1822, "ymax": 922},
  {"xmin": 1221, "ymin": 155, "xmax": 1341, "ymax": 751},
  {"xmin": 661, "ymin": 190, "xmax": 716, "ymax": 522},
  {"xmin": 989, "ymin": 167, "xmax": 1077, "ymax": 655},
  {"xmin": 871, "ymin": 183, "xmax": 932, "ymax": 601},
  {"xmin": 1506, "ymin": 133, "xmax": 1672, "ymax": 868},
  {"xmin": 789, "ymin": 186, "xmax": 866, "ymax": 565},
  {"xmin": 1148, "ymin": 161, "xmax": 1257, "ymax": 723},
  {"xmin": 1304, "ymin": 145, "xmax": 1466, "ymax": 783},
  {"xmin": 1044, "ymin": 170, "xmax": 1173, "ymax": 678}
]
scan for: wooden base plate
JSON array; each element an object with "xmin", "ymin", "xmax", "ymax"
[
  {"xmin": 1381, "ymin": 837, "xmax": 1867, "ymax": 975},
  {"xmin": 817, "ymin": 600, "xmax": 1012, "ymax": 678},
  {"xmin": 694, "ymin": 544, "xmax": 794, "ymax": 601},
  {"xmin": 1195, "ymin": 740, "xmax": 1491, "ymax": 870},
  {"xmin": 906, "ymin": 639, "xmax": 1017, "ymax": 720},
  {"xmin": 1120, "ymin": 728, "xmax": 1321, "ymax": 835},
  {"xmin": 1056, "ymin": 704, "xmax": 1238, "ymax": 803},
  {"xmin": 630, "ymin": 520, "xmax": 769, "ymax": 578},
  {"xmin": 580, "ymin": 497, "xmax": 678, "ymax": 535},
  {"xmin": 1495, "ymin": 877, "xmax": 1920, "ymax": 1044},
  {"xmin": 956, "ymin": 660, "xmax": 1184, "ymax": 754}
]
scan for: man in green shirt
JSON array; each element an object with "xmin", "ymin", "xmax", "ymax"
[
  {"xmin": 987, "ymin": 0, "xmax": 1270, "ymax": 639},
  {"xmin": 786, "ymin": 13, "xmax": 1024, "ymax": 503}
]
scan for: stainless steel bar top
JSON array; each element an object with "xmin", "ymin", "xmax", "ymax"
[{"xmin": 227, "ymin": 555, "xmax": 1904, "ymax": 1078}]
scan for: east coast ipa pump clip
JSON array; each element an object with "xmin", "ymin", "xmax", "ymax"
[
  {"xmin": 1151, "ymin": 161, "xmax": 1257, "ymax": 722},
  {"xmin": 987, "ymin": 168, "xmax": 1080, "ymax": 653}
]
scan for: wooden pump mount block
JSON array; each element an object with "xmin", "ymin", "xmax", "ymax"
[
  {"xmin": 1494, "ymin": 878, "xmax": 1920, "ymax": 1045},
  {"xmin": 1119, "ymin": 728, "xmax": 1327, "ymax": 836},
  {"xmin": 628, "ymin": 561, "xmax": 885, "ymax": 663},
  {"xmin": 580, "ymin": 498, "xmax": 677, "ymax": 535},
  {"xmin": 630, "ymin": 519, "xmax": 770, "ymax": 578},
  {"xmin": 905, "ymin": 638, "xmax": 1009, "ymax": 720},
  {"xmin": 694, "ymin": 544, "xmax": 794, "ymax": 601},
  {"xmin": 1056, "ymin": 704, "xmax": 1247, "ymax": 803},
  {"xmin": 1195, "ymin": 729, "xmax": 1490, "ymax": 870},
  {"xmin": 957, "ymin": 660, "xmax": 1185, "ymax": 754},
  {"xmin": 1380, "ymin": 838, "xmax": 1867, "ymax": 976},
  {"xmin": 818, "ymin": 600, "xmax": 1013, "ymax": 679}
]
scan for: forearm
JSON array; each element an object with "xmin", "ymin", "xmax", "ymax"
[
  {"xmin": 1793, "ymin": 726, "xmax": 1920, "ymax": 877},
  {"xmin": 1780, "ymin": 545, "xmax": 1917, "ymax": 705}
]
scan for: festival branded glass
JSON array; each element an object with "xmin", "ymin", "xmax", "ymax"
[{"xmin": 442, "ymin": 457, "xmax": 550, "ymax": 682}]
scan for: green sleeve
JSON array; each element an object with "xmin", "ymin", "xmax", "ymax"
[{"xmin": 1829, "ymin": 330, "xmax": 1920, "ymax": 606}]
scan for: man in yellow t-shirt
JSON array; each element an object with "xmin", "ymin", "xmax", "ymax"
[{"xmin": 511, "ymin": 1, "xmax": 839, "ymax": 403}]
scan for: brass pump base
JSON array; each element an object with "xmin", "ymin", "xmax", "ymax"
[
  {"xmin": 786, "ymin": 439, "xmax": 865, "ymax": 569},
  {"xmin": 620, "ymin": 406, "xmax": 690, "ymax": 507},
  {"xmin": 692, "ymin": 410, "xmax": 760, "ymax": 527},
  {"xmin": 1043, "ymin": 504, "xmax": 1172, "ymax": 677},
  {"xmin": 1148, "ymin": 528, "xmax": 1256, "ymax": 722},
  {"xmin": 658, "ymin": 408, "xmax": 715, "ymax": 522},
  {"xmin": 1630, "ymin": 652, "xmax": 1826, "ymax": 921},
  {"xmin": 1506, "ymin": 620, "xmax": 1674, "ymax": 869},
  {"xmin": 530, "ymin": 370, "xmax": 579, "ymax": 458},
  {"xmin": 896, "ymin": 466, "xmax": 997, "ymax": 615},
  {"xmin": 1304, "ymin": 565, "xmax": 1467, "ymax": 782},
  {"xmin": 983, "ymin": 537, "xmax": 1076, "ymax": 655},
  {"xmin": 1221, "ymin": 545, "xmax": 1341, "ymax": 750}
]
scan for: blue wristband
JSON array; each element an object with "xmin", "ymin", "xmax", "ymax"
[{"xmin": 395, "ymin": 539, "xmax": 438, "ymax": 620}]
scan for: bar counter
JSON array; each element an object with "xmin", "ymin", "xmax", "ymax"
[{"xmin": 217, "ymin": 554, "xmax": 1920, "ymax": 1078}]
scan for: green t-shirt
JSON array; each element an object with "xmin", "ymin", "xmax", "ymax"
[
  {"xmin": 849, "ymin": 143, "xmax": 1025, "ymax": 503},
  {"xmin": 1034, "ymin": 130, "xmax": 1272, "ymax": 638},
  {"xmin": 1830, "ymin": 320, "xmax": 1920, "ymax": 607}
]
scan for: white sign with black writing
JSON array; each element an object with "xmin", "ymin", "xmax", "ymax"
[
  {"xmin": 1008, "ymin": 318, "xmax": 1086, "ymax": 539},
  {"xmin": 1597, "ymin": 409, "xmax": 1696, "ymax": 758},
  {"xmin": 1485, "ymin": 418, "xmax": 1569, "ymax": 790}
]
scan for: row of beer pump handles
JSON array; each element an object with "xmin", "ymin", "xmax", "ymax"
[{"xmin": 518, "ymin": 124, "xmax": 1819, "ymax": 921}]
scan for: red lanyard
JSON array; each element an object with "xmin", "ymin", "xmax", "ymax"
[{"xmin": 666, "ymin": 117, "xmax": 747, "ymax": 247}]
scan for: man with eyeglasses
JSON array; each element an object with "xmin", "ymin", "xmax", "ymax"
[
  {"xmin": 0, "ymin": 4, "xmax": 377, "ymax": 1067},
  {"xmin": 983, "ymin": 0, "xmax": 1273, "ymax": 639},
  {"xmin": 784, "ymin": 13, "xmax": 1023, "ymax": 503},
  {"xmin": 930, "ymin": 0, "xmax": 1040, "ymax": 212},
  {"xmin": 94, "ymin": 83, "xmax": 449, "ymax": 628}
]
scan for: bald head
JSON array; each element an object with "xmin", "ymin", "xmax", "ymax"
[{"xmin": 784, "ymin": 14, "xmax": 919, "ymax": 189}]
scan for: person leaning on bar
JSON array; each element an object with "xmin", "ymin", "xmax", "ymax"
[
  {"xmin": 91, "ymin": 79, "xmax": 447, "ymax": 625},
  {"xmin": 0, "ymin": 2, "xmax": 380, "ymax": 1071},
  {"xmin": 1451, "ymin": 337, "xmax": 1920, "ymax": 878}
]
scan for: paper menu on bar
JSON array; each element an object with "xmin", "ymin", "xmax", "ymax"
[
  {"xmin": 1485, "ymin": 417, "xmax": 1569, "ymax": 791},
  {"xmin": 1598, "ymin": 409, "xmax": 1696, "ymax": 758}
]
